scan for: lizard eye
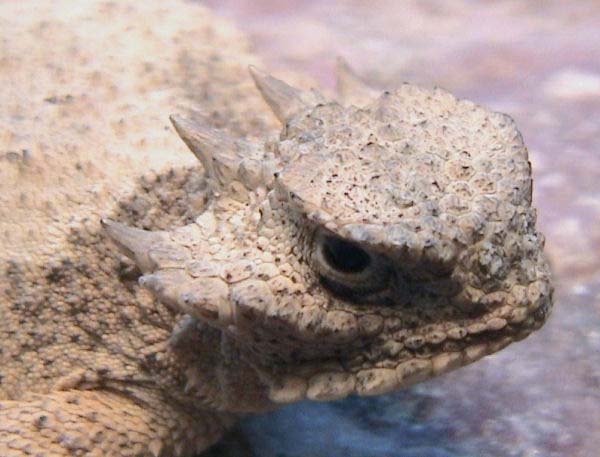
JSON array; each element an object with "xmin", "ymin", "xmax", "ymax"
[
  {"xmin": 314, "ymin": 232, "xmax": 390, "ymax": 301},
  {"xmin": 321, "ymin": 236, "xmax": 371, "ymax": 273}
]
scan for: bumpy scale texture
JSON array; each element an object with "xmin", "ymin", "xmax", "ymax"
[{"xmin": 0, "ymin": 2, "xmax": 552, "ymax": 456}]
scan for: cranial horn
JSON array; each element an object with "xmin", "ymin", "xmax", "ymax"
[
  {"xmin": 101, "ymin": 219, "xmax": 167, "ymax": 272},
  {"xmin": 335, "ymin": 57, "xmax": 378, "ymax": 106},
  {"xmin": 170, "ymin": 115, "xmax": 250, "ymax": 187},
  {"xmin": 249, "ymin": 65, "xmax": 321, "ymax": 124}
]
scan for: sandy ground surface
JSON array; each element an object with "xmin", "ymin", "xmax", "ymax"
[{"xmin": 202, "ymin": 1, "xmax": 600, "ymax": 456}]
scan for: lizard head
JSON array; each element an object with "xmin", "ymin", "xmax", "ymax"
[{"xmin": 104, "ymin": 64, "xmax": 552, "ymax": 404}]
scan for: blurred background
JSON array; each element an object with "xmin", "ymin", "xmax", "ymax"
[{"xmin": 201, "ymin": 1, "xmax": 600, "ymax": 456}]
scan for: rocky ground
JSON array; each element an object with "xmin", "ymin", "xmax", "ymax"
[{"xmin": 203, "ymin": 1, "xmax": 600, "ymax": 456}]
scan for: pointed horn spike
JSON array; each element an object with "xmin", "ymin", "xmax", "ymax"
[
  {"xmin": 101, "ymin": 219, "xmax": 165, "ymax": 272},
  {"xmin": 335, "ymin": 57, "xmax": 378, "ymax": 106},
  {"xmin": 170, "ymin": 115, "xmax": 224, "ymax": 172},
  {"xmin": 170, "ymin": 114, "xmax": 245, "ymax": 186},
  {"xmin": 249, "ymin": 65, "xmax": 310, "ymax": 123}
]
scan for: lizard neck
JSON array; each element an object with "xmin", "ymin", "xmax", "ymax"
[{"xmin": 167, "ymin": 316, "xmax": 278, "ymax": 414}]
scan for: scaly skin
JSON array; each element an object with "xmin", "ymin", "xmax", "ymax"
[{"xmin": 0, "ymin": 2, "xmax": 552, "ymax": 455}]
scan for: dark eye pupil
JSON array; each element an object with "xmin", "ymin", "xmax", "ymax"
[{"xmin": 322, "ymin": 237, "xmax": 371, "ymax": 273}]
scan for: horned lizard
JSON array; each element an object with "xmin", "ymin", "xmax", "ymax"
[{"xmin": 0, "ymin": 49, "xmax": 553, "ymax": 457}]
